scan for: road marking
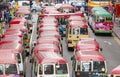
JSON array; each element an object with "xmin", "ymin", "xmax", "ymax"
[
  {"xmin": 104, "ymin": 41, "xmax": 112, "ymax": 45},
  {"xmin": 113, "ymin": 34, "xmax": 120, "ymax": 45}
]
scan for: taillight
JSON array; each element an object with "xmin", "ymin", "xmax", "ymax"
[
  {"xmin": 95, "ymin": 27, "xmax": 99, "ymax": 30},
  {"xmin": 86, "ymin": 32, "xmax": 88, "ymax": 35},
  {"xmin": 26, "ymin": 46, "xmax": 30, "ymax": 48},
  {"xmin": 76, "ymin": 72, "xmax": 80, "ymax": 76},
  {"xmin": 20, "ymin": 71, "xmax": 24, "ymax": 76},
  {"xmin": 68, "ymin": 40, "xmax": 72, "ymax": 44}
]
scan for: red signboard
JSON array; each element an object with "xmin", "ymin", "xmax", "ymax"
[{"xmin": 115, "ymin": 3, "xmax": 120, "ymax": 17}]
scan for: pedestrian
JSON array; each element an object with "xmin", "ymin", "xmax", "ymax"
[{"xmin": 30, "ymin": 0, "xmax": 33, "ymax": 8}]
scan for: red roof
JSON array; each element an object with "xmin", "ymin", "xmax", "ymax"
[
  {"xmin": 110, "ymin": 65, "xmax": 120, "ymax": 74},
  {"xmin": 6, "ymin": 28, "xmax": 22, "ymax": 32},
  {"xmin": 75, "ymin": 50, "xmax": 105, "ymax": 61},
  {"xmin": 75, "ymin": 38, "xmax": 100, "ymax": 51},
  {"xmin": 1, "ymin": 37, "xmax": 22, "ymax": 44},
  {"xmin": 39, "ymin": 26, "xmax": 58, "ymax": 33},
  {"xmin": 34, "ymin": 52, "xmax": 67, "ymax": 64},
  {"xmin": 39, "ymin": 31, "xmax": 60, "ymax": 38},
  {"xmin": 68, "ymin": 16, "xmax": 85, "ymax": 22},
  {"xmin": 60, "ymin": 4, "xmax": 74, "ymax": 9},
  {"xmin": 9, "ymin": 17, "xmax": 27, "ymax": 25},
  {"xmin": 37, "ymin": 37, "xmax": 59, "ymax": 45},
  {"xmin": 69, "ymin": 21, "xmax": 88, "ymax": 28},
  {"xmin": 16, "ymin": 10, "xmax": 31, "ymax": 14},
  {"xmin": 33, "ymin": 44, "xmax": 59, "ymax": 53},
  {"xmin": 46, "ymin": 11, "xmax": 62, "ymax": 14},
  {"xmin": 4, "ymin": 30, "xmax": 23, "ymax": 37},
  {"xmin": 0, "ymin": 52, "xmax": 17, "ymax": 64},
  {"xmin": 9, "ymin": 24, "xmax": 28, "ymax": 32},
  {"xmin": 40, "ymin": 17, "xmax": 57, "ymax": 23},
  {"xmin": 0, "ymin": 42, "xmax": 22, "ymax": 53}
]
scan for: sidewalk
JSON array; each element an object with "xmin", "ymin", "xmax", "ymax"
[{"xmin": 114, "ymin": 19, "xmax": 120, "ymax": 39}]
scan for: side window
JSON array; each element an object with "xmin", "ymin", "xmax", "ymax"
[
  {"xmin": 72, "ymin": 60, "xmax": 76, "ymax": 70},
  {"xmin": 73, "ymin": 28, "xmax": 79, "ymax": 35},
  {"xmin": 34, "ymin": 62, "xmax": 38, "ymax": 75},
  {"xmin": 77, "ymin": 61, "xmax": 81, "ymax": 71},
  {"xmin": 39, "ymin": 64, "xmax": 43, "ymax": 74},
  {"xmin": 0, "ymin": 65, "xmax": 3, "ymax": 75},
  {"xmin": 16, "ymin": 54, "xmax": 21, "ymax": 63},
  {"xmin": 69, "ymin": 28, "xmax": 71, "ymax": 34}
]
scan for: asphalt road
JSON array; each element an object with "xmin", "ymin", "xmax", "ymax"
[{"xmin": 26, "ymin": 13, "xmax": 120, "ymax": 77}]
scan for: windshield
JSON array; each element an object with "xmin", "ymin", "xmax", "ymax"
[
  {"xmin": 77, "ymin": 61, "xmax": 81, "ymax": 71},
  {"xmin": 93, "ymin": 61, "xmax": 106, "ymax": 73},
  {"xmin": 5, "ymin": 64, "xmax": 17, "ymax": 74},
  {"xmin": 55, "ymin": 64, "xmax": 68, "ymax": 74},
  {"xmin": 82, "ymin": 62, "xmax": 92, "ymax": 72},
  {"xmin": 99, "ymin": 17, "xmax": 105, "ymax": 22},
  {"xmin": 106, "ymin": 17, "xmax": 112, "ymax": 22},
  {"xmin": 44, "ymin": 65, "xmax": 54, "ymax": 74},
  {"xmin": 73, "ymin": 28, "xmax": 79, "ymax": 35},
  {"xmin": 0, "ymin": 65, "xmax": 3, "ymax": 75},
  {"xmin": 80, "ymin": 28, "xmax": 88, "ymax": 35},
  {"xmin": 39, "ymin": 64, "xmax": 43, "ymax": 74}
]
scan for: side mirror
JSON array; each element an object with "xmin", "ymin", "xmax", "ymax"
[
  {"xmin": 18, "ymin": 60, "xmax": 21, "ymax": 63},
  {"xmin": 100, "ymin": 48, "xmax": 103, "ymax": 52},
  {"xmin": 30, "ymin": 58, "xmax": 34, "ymax": 63},
  {"xmin": 61, "ymin": 37, "xmax": 63, "ymax": 40},
  {"xmin": 24, "ymin": 50, "xmax": 29, "ymax": 57},
  {"xmin": 71, "ymin": 56, "xmax": 74, "ymax": 60}
]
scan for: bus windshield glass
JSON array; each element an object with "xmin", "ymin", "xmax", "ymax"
[
  {"xmin": 0, "ymin": 65, "xmax": 3, "ymax": 75},
  {"xmin": 82, "ymin": 62, "xmax": 92, "ymax": 72},
  {"xmin": 93, "ymin": 61, "xmax": 106, "ymax": 73},
  {"xmin": 55, "ymin": 64, "xmax": 68, "ymax": 74},
  {"xmin": 99, "ymin": 17, "xmax": 105, "ymax": 22},
  {"xmin": 5, "ymin": 64, "xmax": 17, "ymax": 74},
  {"xmin": 80, "ymin": 28, "xmax": 88, "ymax": 35},
  {"xmin": 44, "ymin": 65, "xmax": 54, "ymax": 74},
  {"xmin": 106, "ymin": 17, "xmax": 112, "ymax": 22}
]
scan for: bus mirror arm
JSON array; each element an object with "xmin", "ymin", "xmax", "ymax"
[
  {"xmin": 71, "ymin": 56, "xmax": 74, "ymax": 60},
  {"xmin": 30, "ymin": 58, "xmax": 34, "ymax": 63},
  {"xmin": 100, "ymin": 48, "xmax": 103, "ymax": 52}
]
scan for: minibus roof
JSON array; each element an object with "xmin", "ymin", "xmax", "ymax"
[
  {"xmin": 4, "ymin": 31, "xmax": 23, "ymax": 37},
  {"xmin": 68, "ymin": 16, "xmax": 84, "ymax": 21},
  {"xmin": 110, "ymin": 65, "xmax": 120, "ymax": 74},
  {"xmin": 39, "ymin": 26, "xmax": 58, "ymax": 33},
  {"xmin": 1, "ymin": 37, "xmax": 22, "ymax": 44},
  {"xmin": 0, "ymin": 51, "xmax": 17, "ymax": 64},
  {"xmin": 39, "ymin": 22, "xmax": 58, "ymax": 27},
  {"xmin": 69, "ymin": 21, "xmax": 88, "ymax": 28},
  {"xmin": 37, "ymin": 38, "xmax": 59, "ymax": 45},
  {"xmin": 34, "ymin": 52, "xmax": 67, "ymax": 64},
  {"xmin": 75, "ymin": 50, "xmax": 105, "ymax": 61},
  {"xmin": 41, "ymin": 17, "xmax": 57, "ymax": 22},
  {"xmin": 33, "ymin": 44, "xmax": 59, "ymax": 53},
  {"xmin": 10, "ymin": 25, "xmax": 28, "ymax": 32},
  {"xmin": 0, "ymin": 42, "xmax": 22, "ymax": 53},
  {"xmin": 60, "ymin": 4, "xmax": 74, "ymax": 9},
  {"xmin": 9, "ymin": 17, "xmax": 27, "ymax": 25}
]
